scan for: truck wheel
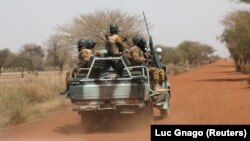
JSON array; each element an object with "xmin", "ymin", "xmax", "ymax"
[
  {"xmin": 141, "ymin": 102, "xmax": 154, "ymax": 125},
  {"xmin": 81, "ymin": 112, "xmax": 94, "ymax": 133},
  {"xmin": 160, "ymin": 109, "xmax": 169, "ymax": 119}
]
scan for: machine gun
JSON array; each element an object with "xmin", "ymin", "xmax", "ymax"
[{"xmin": 143, "ymin": 12, "xmax": 162, "ymax": 68}]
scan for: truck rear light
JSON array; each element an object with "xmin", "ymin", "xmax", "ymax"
[
  {"xmin": 74, "ymin": 100, "xmax": 90, "ymax": 105},
  {"xmin": 125, "ymin": 99, "xmax": 139, "ymax": 104}
]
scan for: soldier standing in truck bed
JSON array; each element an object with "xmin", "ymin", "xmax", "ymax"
[
  {"xmin": 106, "ymin": 23, "xmax": 128, "ymax": 56},
  {"xmin": 104, "ymin": 23, "xmax": 129, "ymax": 77},
  {"xmin": 129, "ymin": 35, "xmax": 166, "ymax": 92}
]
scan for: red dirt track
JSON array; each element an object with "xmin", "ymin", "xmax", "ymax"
[{"xmin": 1, "ymin": 60, "xmax": 250, "ymax": 141}]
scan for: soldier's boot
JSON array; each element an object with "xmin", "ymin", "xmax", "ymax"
[{"xmin": 153, "ymin": 81, "xmax": 167, "ymax": 92}]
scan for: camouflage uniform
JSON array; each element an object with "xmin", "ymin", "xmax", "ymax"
[
  {"xmin": 129, "ymin": 45, "xmax": 145, "ymax": 66},
  {"xmin": 78, "ymin": 48, "xmax": 101, "ymax": 68},
  {"xmin": 104, "ymin": 24, "xmax": 128, "ymax": 76},
  {"xmin": 107, "ymin": 34, "xmax": 128, "ymax": 56},
  {"xmin": 130, "ymin": 45, "xmax": 166, "ymax": 92},
  {"xmin": 62, "ymin": 39, "xmax": 100, "ymax": 96},
  {"xmin": 106, "ymin": 23, "xmax": 128, "ymax": 56}
]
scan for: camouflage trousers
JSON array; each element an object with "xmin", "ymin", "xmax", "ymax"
[{"xmin": 148, "ymin": 67, "xmax": 165, "ymax": 82}]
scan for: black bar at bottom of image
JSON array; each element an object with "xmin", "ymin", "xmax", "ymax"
[{"xmin": 151, "ymin": 125, "xmax": 250, "ymax": 141}]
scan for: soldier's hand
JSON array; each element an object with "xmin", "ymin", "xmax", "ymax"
[
  {"xmin": 145, "ymin": 59, "xmax": 153, "ymax": 63},
  {"xmin": 144, "ymin": 52, "xmax": 152, "ymax": 58}
]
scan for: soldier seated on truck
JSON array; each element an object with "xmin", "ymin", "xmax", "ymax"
[
  {"xmin": 61, "ymin": 39, "xmax": 87, "ymax": 96},
  {"xmin": 129, "ymin": 35, "xmax": 167, "ymax": 92},
  {"xmin": 61, "ymin": 39, "xmax": 101, "ymax": 96},
  {"xmin": 78, "ymin": 39, "xmax": 101, "ymax": 69}
]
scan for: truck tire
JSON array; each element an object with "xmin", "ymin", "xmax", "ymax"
[
  {"xmin": 140, "ymin": 102, "xmax": 154, "ymax": 125},
  {"xmin": 81, "ymin": 112, "xmax": 95, "ymax": 133},
  {"xmin": 160, "ymin": 109, "xmax": 169, "ymax": 119}
]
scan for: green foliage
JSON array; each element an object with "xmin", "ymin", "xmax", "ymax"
[
  {"xmin": 159, "ymin": 46, "xmax": 188, "ymax": 65},
  {"xmin": 19, "ymin": 43, "xmax": 45, "ymax": 72},
  {"xmin": 158, "ymin": 41, "xmax": 215, "ymax": 70},
  {"xmin": 0, "ymin": 48, "xmax": 13, "ymax": 75},
  {"xmin": 159, "ymin": 42, "xmax": 216, "ymax": 76},
  {"xmin": 177, "ymin": 41, "xmax": 215, "ymax": 65},
  {"xmin": 220, "ymin": 10, "xmax": 250, "ymax": 72}
]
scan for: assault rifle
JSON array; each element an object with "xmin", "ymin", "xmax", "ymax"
[{"xmin": 143, "ymin": 12, "xmax": 162, "ymax": 68}]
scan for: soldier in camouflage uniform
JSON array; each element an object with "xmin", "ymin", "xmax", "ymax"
[
  {"xmin": 106, "ymin": 23, "xmax": 128, "ymax": 56},
  {"xmin": 62, "ymin": 39, "xmax": 86, "ymax": 95},
  {"xmin": 129, "ymin": 35, "xmax": 166, "ymax": 92},
  {"xmin": 104, "ymin": 23, "xmax": 129, "ymax": 77},
  {"xmin": 62, "ymin": 39, "xmax": 101, "ymax": 95},
  {"xmin": 78, "ymin": 39, "xmax": 101, "ymax": 68}
]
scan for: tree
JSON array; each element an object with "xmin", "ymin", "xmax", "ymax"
[
  {"xmin": 177, "ymin": 41, "xmax": 215, "ymax": 66},
  {"xmin": 46, "ymin": 35, "xmax": 72, "ymax": 73},
  {"xmin": 159, "ymin": 46, "xmax": 188, "ymax": 65},
  {"xmin": 0, "ymin": 48, "xmax": 12, "ymax": 75},
  {"xmin": 56, "ymin": 9, "xmax": 147, "ymax": 49},
  {"xmin": 177, "ymin": 41, "xmax": 200, "ymax": 65},
  {"xmin": 19, "ymin": 43, "xmax": 45, "ymax": 73},
  {"xmin": 4, "ymin": 53, "xmax": 30, "ymax": 77},
  {"xmin": 199, "ymin": 44, "xmax": 215, "ymax": 64},
  {"xmin": 220, "ymin": 10, "xmax": 250, "ymax": 72}
]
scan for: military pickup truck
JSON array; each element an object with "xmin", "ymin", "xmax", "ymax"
[{"xmin": 66, "ymin": 49, "xmax": 170, "ymax": 132}]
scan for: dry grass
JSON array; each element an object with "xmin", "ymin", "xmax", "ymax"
[{"xmin": 0, "ymin": 71, "xmax": 69, "ymax": 128}]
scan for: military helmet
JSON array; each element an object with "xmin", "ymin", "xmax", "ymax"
[
  {"xmin": 132, "ymin": 35, "xmax": 144, "ymax": 45},
  {"xmin": 109, "ymin": 23, "xmax": 118, "ymax": 33},
  {"xmin": 85, "ymin": 39, "xmax": 96, "ymax": 49},
  {"xmin": 77, "ymin": 39, "xmax": 86, "ymax": 48}
]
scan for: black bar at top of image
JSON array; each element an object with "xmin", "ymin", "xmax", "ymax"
[{"xmin": 151, "ymin": 125, "xmax": 250, "ymax": 141}]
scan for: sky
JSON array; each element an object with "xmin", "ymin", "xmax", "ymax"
[{"xmin": 0, "ymin": 0, "xmax": 249, "ymax": 57}]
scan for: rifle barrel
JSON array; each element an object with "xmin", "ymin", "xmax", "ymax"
[{"xmin": 143, "ymin": 11, "xmax": 150, "ymax": 37}]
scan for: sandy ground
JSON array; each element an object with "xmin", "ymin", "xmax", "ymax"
[{"xmin": 0, "ymin": 60, "xmax": 249, "ymax": 141}]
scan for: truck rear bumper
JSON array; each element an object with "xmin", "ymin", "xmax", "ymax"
[{"xmin": 72, "ymin": 102, "xmax": 145, "ymax": 112}]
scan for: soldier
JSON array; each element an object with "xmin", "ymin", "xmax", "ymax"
[
  {"xmin": 77, "ymin": 39, "xmax": 86, "ymax": 53},
  {"xmin": 130, "ymin": 35, "xmax": 166, "ymax": 92},
  {"xmin": 106, "ymin": 23, "xmax": 128, "ymax": 56},
  {"xmin": 62, "ymin": 39, "xmax": 101, "ymax": 96},
  {"xmin": 78, "ymin": 39, "xmax": 101, "ymax": 68},
  {"xmin": 61, "ymin": 39, "xmax": 86, "ymax": 96},
  {"xmin": 104, "ymin": 23, "xmax": 129, "ymax": 77}
]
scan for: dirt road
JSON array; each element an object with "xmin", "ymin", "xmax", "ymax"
[{"xmin": 1, "ymin": 60, "xmax": 250, "ymax": 141}]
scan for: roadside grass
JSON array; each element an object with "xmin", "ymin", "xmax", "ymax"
[{"xmin": 0, "ymin": 72, "xmax": 69, "ymax": 128}]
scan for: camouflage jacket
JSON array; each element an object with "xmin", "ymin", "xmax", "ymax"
[
  {"xmin": 78, "ymin": 48, "xmax": 101, "ymax": 67},
  {"xmin": 107, "ymin": 34, "xmax": 128, "ymax": 56},
  {"xmin": 129, "ymin": 45, "xmax": 145, "ymax": 66}
]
